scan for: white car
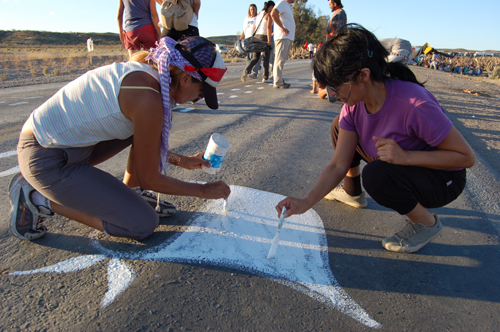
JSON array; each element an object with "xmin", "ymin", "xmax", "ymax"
[{"xmin": 216, "ymin": 44, "xmax": 227, "ymax": 54}]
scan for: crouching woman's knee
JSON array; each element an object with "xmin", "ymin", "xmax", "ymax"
[
  {"xmin": 132, "ymin": 211, "xmax": 159, "ymax": 240},
  {"xmin": 361, "ymin": 160, "xmax": 392, "ymax": 199}
]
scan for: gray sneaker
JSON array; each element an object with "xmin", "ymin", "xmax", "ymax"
[
  {"xmin": 382, "ymin": 213, "xmax": 443, "ymax": 253},
  {"xmin": 138, "ymin": 189, "xmax": 176, "ymax": 217},
  {"xmin": 8, "ymin": 173, "xmax": 50, "ymax": 241},
  {"xmin": 324, "ymin": 186, "xmax": 367, "ymax": 208},
  {"xmin": 248, "ymin": 73, "xmax": 257, "ymax": 79}
]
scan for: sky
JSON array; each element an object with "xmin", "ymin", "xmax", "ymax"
[{"xmin": 1, "ymin": 0, "xmax": 499, "ymax": 51}]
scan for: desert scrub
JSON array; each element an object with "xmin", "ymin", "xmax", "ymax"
[
  {"xmin": 30, "ymin": 67, "xmax": 38, "ymax": 78},
  {"xmin": 489, "ymin": 66, "xmax": 500, "ymax": 80},
  {"xmin": 43, "ymin": 67, "xmax": 50, "ymax": 76},
  {"xmin": 53, "ymin": 68, "xmax": 61, "ymax": 76},
  {"xmin": 0, "ymin": 74, "xmax": 7, "ymax": 81}
]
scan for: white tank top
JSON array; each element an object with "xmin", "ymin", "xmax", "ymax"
[{"xmin": 30, "ymin": 62, "xmax": 160, "ymax": 148}]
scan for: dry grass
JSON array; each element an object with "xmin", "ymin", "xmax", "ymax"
[{"xmin": 0, "ymin": 44, "xmax": 127, "ymax": 83}]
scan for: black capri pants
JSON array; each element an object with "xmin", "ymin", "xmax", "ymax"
[{"xmin": 331, "ymin": 115, "xmax": 466, "ymax": 215}]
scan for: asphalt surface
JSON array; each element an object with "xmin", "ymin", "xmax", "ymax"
[{"xmin": 0, "ymin": 60, "xmax": 499, "ymax": 331}]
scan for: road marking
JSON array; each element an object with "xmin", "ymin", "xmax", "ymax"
[
  {"xmin": 9, "ymin": 102, "xmax": 29, "ymax": 106},
  {"xmin": 23, "ymin": 96, "xmax": 42, "ymax": 100},
  {"xmin": 0, "ymin": 150, "xmax": 17, "ymax": 158},
  {"xmin": 9, "ymin": 185, "xmax": 381, "ymax": 329},
  {"xmin": 0, "ymin": 151, "xmax": 19, "ymax": 177},
  {"xmin": 0, "ymin": 166, "xmax": 20, "ymax": 178}
]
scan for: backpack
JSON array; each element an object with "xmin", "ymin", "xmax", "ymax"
[{"xmin": 160, "ymin": 0, "xmax": 194, "ymax": 31}]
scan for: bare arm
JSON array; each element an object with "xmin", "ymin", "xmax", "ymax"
[
  {"xmin": 149, "ymin": 0, "xmax": 161, "ymax": 39},
  {"xmin": 119, "ymin": 71, "xmax": 230, "ymax": 199},
  {"xmin": 266, "ymin": 12, "xmax": 273, "ymax": 44},
  {"xmin": 276, "ymin": 128, "xmax": 359, "ymax": 217},
  {"xmin": 192, "ymin": 0, "xmax": 200, "ymax": 17},
  {"xmin": 373, "ymin": 125, "xmax": 476, "ymax": 170},
  {"xmin": 270, "ymin": 7, "xmax": 288, "ymax": 35},
  {"xmin": 117, "ymin": 0, "xmax": 125, "ymax": 43}
]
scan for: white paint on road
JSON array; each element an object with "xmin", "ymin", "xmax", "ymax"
[{"xmin": 9, "ymin": 185, "xmax": 381, "ymax": 329}]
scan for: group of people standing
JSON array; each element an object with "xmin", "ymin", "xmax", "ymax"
[
  {"xmin": 8, "ymin": 0, "xmax": 477, "ymax": 256},
  {"xmin": 240, "ymin": 0, "xmax": 296, "ymax": 89}
]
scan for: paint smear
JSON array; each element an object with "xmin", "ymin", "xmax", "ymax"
[{"xmin": 9, "ymin": 185, "xmax": 381, "ymax": 328}]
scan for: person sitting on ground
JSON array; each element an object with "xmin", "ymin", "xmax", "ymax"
[
  {"xmin": 276, "ymin": 24, "xmax": 476, "ymax": 253},
  {"xmin": 9, "ymin": 36, "xmax": 230, "ymax": 241}
]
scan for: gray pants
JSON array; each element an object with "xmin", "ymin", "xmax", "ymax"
[
  {"xmin": 17, "ymin": 134, "xmax": 158, "ymax": 239},
  {"xmin": 273, "ymin": 38, "xmax": 292, "ymax": 86}
]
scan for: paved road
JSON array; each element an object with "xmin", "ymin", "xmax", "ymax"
[{"xmin": 0, "ymin": 60, "xmax": 499, "ymax": 331}]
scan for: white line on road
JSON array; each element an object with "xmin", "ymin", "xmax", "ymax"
[{"xmin": 9, "ymin": 102, "xmax": 29, "ymax": 106}]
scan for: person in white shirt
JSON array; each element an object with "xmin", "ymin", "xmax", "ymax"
[
  {"xmin": 271, "ymin": 0, "xmax": 296, "ymax": 89},
  {"xmin": 239, "ymin": 4, "xmax": 260, "ymax": 78}
]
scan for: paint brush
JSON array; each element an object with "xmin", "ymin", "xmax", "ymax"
[{"xmin": 267, "ymin": 206, "xmax": 287, "ymax": 259}]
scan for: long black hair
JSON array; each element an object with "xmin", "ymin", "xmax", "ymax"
[
  {"xmin": 263, "ymin": 1, "xmax": 275, "ymax": 12},
  {"xmin": 313, "ymin": 24, "xmax": 423, "ymax": 88}
]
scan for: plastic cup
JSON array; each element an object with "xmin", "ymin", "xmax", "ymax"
[{"xmin": 202, "ymin": 133, "xmax": 230, "ymax": 174}]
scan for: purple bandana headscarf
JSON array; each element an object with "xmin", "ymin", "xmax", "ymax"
[{"xmin": 145, "ymin": 37, "xmax": 202, "ymax": 173}]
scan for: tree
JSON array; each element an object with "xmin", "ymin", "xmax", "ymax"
[{"xmin": 291, "ymin": 0, "xmax": 328, "ymax": 46}]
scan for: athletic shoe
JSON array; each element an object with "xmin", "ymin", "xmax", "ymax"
[
  {"xmin": 241, "ymin": 70, "xmax": 247, "ymax": 82},
  {"xmin": 273, "ymin": 83, "xmax": 291, "ymax": 89},
  {"xmin": 8, "ymin": 173, "xmax": 50, "ymax": 241},
  {"xmin": 382, "ymin": 213, "xmax": 443, "ymax": 253},
  {"xmin": 248, "ymin": 73, "xmax": 257, "ymax": 79},
  {"xmin": 324, "ymin": 186, "xmax": 367, "ymax": 208},
  {"xmin": 139, "ymin": 189, "xmax": 176, "ymax": 217},
  {"xmin": 262, "ymin": 78, "xmax": 273, "ymax": 83}
]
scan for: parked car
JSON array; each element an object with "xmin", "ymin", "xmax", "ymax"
[{"xmin": 216, "ymin": 44, "xmax": 227, "ymax": 54}]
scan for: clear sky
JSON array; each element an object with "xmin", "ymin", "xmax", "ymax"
[{"xmin": 1, "ymin": 0, "xmax": 499, "ymax": 51}]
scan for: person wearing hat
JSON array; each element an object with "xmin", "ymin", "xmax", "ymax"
[{"xmin": 8, "ymin": 36, "xmax": 230, "ymax": 241}]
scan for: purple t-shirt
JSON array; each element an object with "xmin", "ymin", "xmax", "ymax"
[{"xmin": 339, "ymin": 78, "xmax": 453, "ymax": 159}]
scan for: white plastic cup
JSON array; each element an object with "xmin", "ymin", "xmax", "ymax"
[{"xmin": 202, "ymin": 133, "xmax": 230, "ymax": 174}]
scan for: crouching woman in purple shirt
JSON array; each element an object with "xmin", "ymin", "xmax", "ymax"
[{"xmin": 276, "ymin": 24, "xmax": 476, "ymax": 253}]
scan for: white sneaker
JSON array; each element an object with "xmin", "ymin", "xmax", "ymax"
[
  {"xmin": 138, "ymin": 189, "xmax": 176, "ymax": 217},
  {"xmin": 262, "ymin": 78, "xmax": 273, "ymax": 83},
  {"xmin": 324, "ymin": 186, "xmax": 367, "ymax": 208}
]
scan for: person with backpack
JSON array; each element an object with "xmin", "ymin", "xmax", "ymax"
[
  {"xmin": 118, "ymin": 0, "xmax": 162, "ymax": 58},
  {"xmin": 276, "ymin": 24, "xmax": 476, "ymax": 253},
  {"xmin": 241, "ymin": 1, "xmax": 275, "ymax": 83},
  {"xmin": 159, "ymin": 0, "xmax": 201, "ymax": 41},
  {"xmin": 8, "ymin": 36, "xmax": 230, "ymax": 242}
]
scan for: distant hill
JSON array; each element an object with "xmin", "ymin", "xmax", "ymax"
[{"xmin": 0, "ymin": 30, "xmax": 238, "ymax": 47}]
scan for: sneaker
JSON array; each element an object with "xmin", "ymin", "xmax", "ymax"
[
  {"xmin": 248, "ymin": 73, "xmax": 257, "ymax": 79},
  {"xmin": 324, "ymin": 186, "xmax": 367, "ymax": 208},
  {"xmin": 262, "ymin": 78, "xmax": 273, "ymax": 83},
  {"xmin": 138, "ymin": 189, "xmax": 176, "ymax": 217},
  {"xmin": 8, "ymin": 173, "xmax": 51, "ymax": 241},
  {"xmin": 382, "ymin": 213, "xmax": 443, "ymax": 253},
  {"xmin": 241, "ymin": 70, "xmax": 247, "ymax": 82},
  {"xmin": 273, "ymin": 83, "xmax": 291, "ymax": 89}
]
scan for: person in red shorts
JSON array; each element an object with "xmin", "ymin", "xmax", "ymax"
[{"xmin": 118, "ymin": 0, "xmax": 162, "ymax": 58}]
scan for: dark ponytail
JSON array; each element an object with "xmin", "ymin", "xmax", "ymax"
[
  {"xmin": 313, "ymin": 24, "xmax": 423, "ymax": 88},
  {"xmin": 263, "ymin": 1, "xmax": 275, "ymax": 12}
]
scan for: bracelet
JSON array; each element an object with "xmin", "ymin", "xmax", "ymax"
[{"xmin": 168, "ymin": 154, "xmax": 181, "ymax": 165}]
